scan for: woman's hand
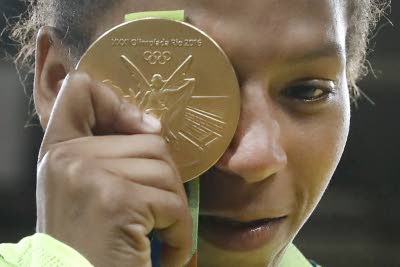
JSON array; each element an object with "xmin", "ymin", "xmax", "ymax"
[{"xmin": 36, "ymin": 72, "xmax": 192, "ymax": 267}]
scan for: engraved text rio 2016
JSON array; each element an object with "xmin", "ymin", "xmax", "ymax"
[{"xmin": 111, "ymin": 37, "xmax": 203, "ymax": 47}]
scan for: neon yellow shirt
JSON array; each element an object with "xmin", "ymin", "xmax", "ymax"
[
  {"xmin": 0, "ymin": 234, "xmax": 92, "ymax": 267},
  {"xmin": 0, "ymin": 233, "xmax": 319, "ymax": 267}
]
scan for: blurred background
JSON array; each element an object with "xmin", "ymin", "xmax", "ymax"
[{"xmin": 0, "ymin": 1, "xmax": 399, "ymax": 266}]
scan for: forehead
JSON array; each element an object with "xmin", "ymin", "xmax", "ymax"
[
  {"xmin": 102, "ymin": 0, "xmax": 345, "ymax": 36},
  {"xmin": 189, "ymin": 1, "xmax": 345, "ymax": 59},
  {"xmin": 187, "ymin": 0, "xmax": 341, "ymax": 24}
]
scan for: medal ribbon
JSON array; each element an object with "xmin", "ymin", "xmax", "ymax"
[{"xmin": 125, "ymin": 10, "xmax": 199, "ymax": 267}]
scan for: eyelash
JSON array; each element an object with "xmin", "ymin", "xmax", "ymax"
[{"xmin": 283, "ymin": 80, "xmax": 336, "ymax": 102}]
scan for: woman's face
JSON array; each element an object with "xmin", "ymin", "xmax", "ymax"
[{"xmin": 85, "ymin": 0, "xmax": 350, "ymax": 266}]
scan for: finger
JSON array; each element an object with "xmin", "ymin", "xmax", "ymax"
[
  {"xmin": 98, "ymin": 158, "xmax": 184, "ymax": 195},
  {"xmin": 98, "ymin": 157, "xmax": 188, "ymax": 227},
  {"xmin": 41, "ymin": 72, "xmax": 161, "ymax": 159},
  {"xmin": 124, "ymin": 183, "xmax": 192, "ymax": 267},
  {"xmin": 54, "ymin": 134, "xmax": 174, "ymax": 165},
  {"xmin": 161, "ymin": 244, "xmax": 193, "ymax": 267},
  {"xmin": 108, "ymin": 169, "xmax": 192, "ymax": 267}
]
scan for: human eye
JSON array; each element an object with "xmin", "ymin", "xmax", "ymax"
[{"xmin": 282, "ymin": 79, "xmax": 336, "ymax": 102}]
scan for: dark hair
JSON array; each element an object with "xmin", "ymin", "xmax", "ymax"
[{"xmin": 12, "ymin": 0, "xmax": 390, "ymax": 101}]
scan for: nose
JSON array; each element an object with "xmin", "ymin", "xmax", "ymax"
[{"xmin": 216, "ymin": 81, "xmax": 287, "ymax": 183}]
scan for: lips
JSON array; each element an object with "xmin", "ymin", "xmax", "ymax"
[{"xmin": 199, "ymin": 215, "xmax": 287, "ymax": 251}]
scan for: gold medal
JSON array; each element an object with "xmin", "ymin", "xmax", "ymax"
[{"xmin": 77, "ymin": 18, "xmax": 240, "ymax": 182}]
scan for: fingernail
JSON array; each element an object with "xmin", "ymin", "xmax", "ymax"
[{"xmin": 143, "ymin": 113, "xmax": 162, "ymax": 132}]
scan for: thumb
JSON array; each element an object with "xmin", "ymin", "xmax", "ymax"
[{"xmin": 40, "ymin": 72, "xmax": 161, "ymax": 160}]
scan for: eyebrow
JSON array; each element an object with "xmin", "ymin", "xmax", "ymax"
[{"xmin": 285, "ymin": 41, "xmax": 345, "ymax": 64}]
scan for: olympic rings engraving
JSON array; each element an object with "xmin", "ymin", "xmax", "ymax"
[{"xmin": 144, "ymin": 51, "xmax": 172, "ymax": 64}]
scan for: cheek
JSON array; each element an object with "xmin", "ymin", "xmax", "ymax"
[{"xmin": 287, "ymin": 95, "xmax": 350, "ymax": 215}]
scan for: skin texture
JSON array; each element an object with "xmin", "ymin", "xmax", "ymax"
[{"xmin": 34, "ymin": 0, "xmax": 350, "ymax": 266}]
